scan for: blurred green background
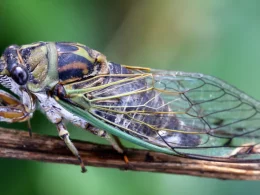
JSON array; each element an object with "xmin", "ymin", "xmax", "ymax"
[{"xmin": 1, "ymin": 0, "xmax": 260, "ymax": 194}]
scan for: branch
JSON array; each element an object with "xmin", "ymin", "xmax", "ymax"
[{"xmin": 0, "ymin": 127, "xmax": 260, "ymax": 180}]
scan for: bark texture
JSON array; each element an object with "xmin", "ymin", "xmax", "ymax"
[{"xmin": 0, "ymin": 127, "xmax": 260, "ymax": 180}]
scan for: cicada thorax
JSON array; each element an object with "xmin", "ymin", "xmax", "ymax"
[{"xmin": 56, "ymin": 42, "xmax": 108, "ymax": 83}]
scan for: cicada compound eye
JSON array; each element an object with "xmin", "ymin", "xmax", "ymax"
[{"xmin": 10, "ymin": 64, "xmax": 29, "ymax": 85}]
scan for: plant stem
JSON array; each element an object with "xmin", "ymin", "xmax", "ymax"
[{"xmin": 0, "ymin": 127, "xmax": 260, "ymax": 180}]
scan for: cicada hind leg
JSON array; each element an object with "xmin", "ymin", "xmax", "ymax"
[
  {"xmin": 88, "ymin": 126, "xmax": 129, "ymax": 165},
  {"xmin": 0, "ymin": 90, "xmax": 32, "ymax": 135}
]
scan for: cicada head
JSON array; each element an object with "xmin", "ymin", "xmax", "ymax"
[
  {"xmin": 0, "ymin": 42, "xmax": 55, "ymax": 93},
  {"xmin": 0, "ymin": 45, "xmax": 29, "ymax": 86}
]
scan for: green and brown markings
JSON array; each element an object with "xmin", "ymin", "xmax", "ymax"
[{"xmin": 1, "ymin": 41, "xmax": 260, "ymax": 173}]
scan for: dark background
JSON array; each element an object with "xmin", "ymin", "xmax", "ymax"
[{"xmin": 1, "ymin": 0, "xmax": 260, "ymax": 194}]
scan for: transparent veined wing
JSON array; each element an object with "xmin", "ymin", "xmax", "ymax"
[{"xmin": 64, "ymin": 63, "xmax": 260, "ymax": 162}]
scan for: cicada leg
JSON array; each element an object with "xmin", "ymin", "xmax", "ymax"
[
  {"xmin": 109, "ymin": 134, "xmax": 129, "ymax": 165},
  {"xmin": 87, "ymin": 125, "xmax": 129, "ymax": 165},
  {"xmin": 0, "ymin": 90, "xmax": 31, "ymax": 123},
  {"xmin": 56, "ymin": 122, "xmax": 86, "ymax": 173},
  {"xmin": 93, "ymin": 128, "xmax": 124, "ymax": 153},
  {"xmin": 37, "ymin": 96, "xmax": 87, "ymax": 172},
  {"xmin": 38, "ymin": 92, "xmax": 129, "ymax": 172}
]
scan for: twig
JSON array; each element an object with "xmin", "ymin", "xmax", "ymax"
[{"xmin": 0, "ymin": 127, "xmax": 260, "ymax": 180}]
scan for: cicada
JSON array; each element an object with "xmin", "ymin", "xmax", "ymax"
[{"xmin": 1, "ymin": 42, "xmax": 260, "ymax": 172}]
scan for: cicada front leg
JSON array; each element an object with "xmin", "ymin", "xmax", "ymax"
[
  {"xmin": 0, "ymin": 90, "xmax": 31, "ymax": 123},
  {"xmin": 0, "ymin": 90, "xmax": 34, "ymax": 136}
]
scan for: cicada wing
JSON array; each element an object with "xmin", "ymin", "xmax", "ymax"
[
  {"xmin": 64, "ymin": 64, "xmax": 260, "ymax": 162},
  {"xmin": 149, "ymin": 69, "xmax": 260, "ymax": 161}
]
